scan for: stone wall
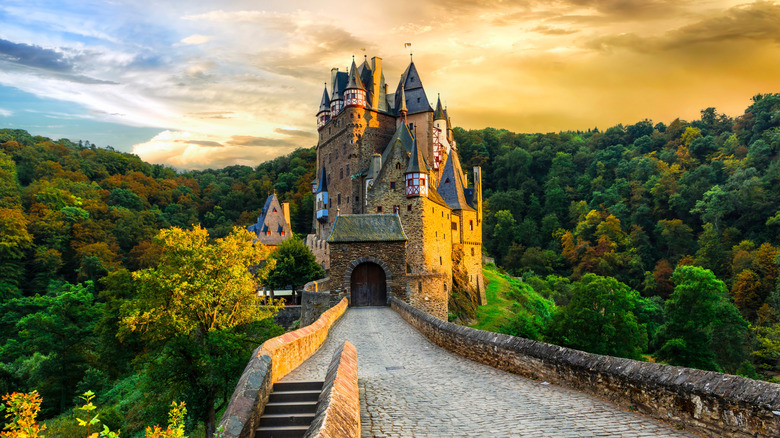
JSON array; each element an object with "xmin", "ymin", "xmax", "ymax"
[
  {"xmin": 329, "ymin": 241, "xmax": 406, "ymax": 301},
  {"xmin": 301, "ymin": 290, "xmax": 345, "ymax": 327},
  {"xmin": 306, "ymin": 234, "xmax": 330, "ymax": 271},
  {"xmin": 390, "ymin": 298, "xmax": 780, "ymax": 438},
  {"xmin": 218, "ymin": 298, "xmax": 348, "ymax": 438},
  {"xmin": 274, "ymin": 305, "xmax": 301, "ymax": 329},
  {"xmin": 304, "ymin": 341, "xmax": 360, "ymax": 438}
]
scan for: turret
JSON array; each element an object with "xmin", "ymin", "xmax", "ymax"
[
  {"xmin": 330, "ymin": 68, "xmax": 345, "ymax": 116},
  {"xmin": 315, "ymin": 167, "xmax": 329, "ymax": 223},
  {"xmin": 344, "ymin": 58, "xmax": 367, "ymax": 108},
  {"xmin": 317, "ymin": 84, "xmax": 330, "ymax": 129},
  {"xmin": 432, "ymin": 95, "xmax": 449, "ymax": 170},
  {"xmin": 405, "ymin": 132, "xmax": 429, "ymax": 197}
]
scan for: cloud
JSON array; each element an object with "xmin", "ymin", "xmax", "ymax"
[
  {"xmin": 226, "ymin": 135, "xmax": 300, "ymax": 148},
  {"xmin": 559, "ymin": 0, "xmax": 687, "ymax": 19},
  {"xmin": 132, "ymin": 130, "xmax": 301, "ymax": 170},
  {"xmin": 0, "ymin": 108, "xmax": 11, "ymax": 117},
  {"xmin": 0, "ymin": 39, "xmax": 73, "ymax": 72},
  {"xmin": 180, "ymin": 34, "xmax": 212, "ymax": 45},
  {"xmin": 588, "ymin": 2, "xmax": 780, "ymax": 52},
  {"xmin": 531, "ymin": 25, "xmax": 580, "ymax": 36},
  {"xmin": 274, "ymin": 127, "xmax": 316, "ymax": 138}
]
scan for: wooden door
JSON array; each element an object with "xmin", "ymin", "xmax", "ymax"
[{"xmin": 350, "ymin": 263, "xmax": 387, "ymax": 306}]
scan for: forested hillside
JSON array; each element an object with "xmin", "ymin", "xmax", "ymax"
[
  {"xmin": 2, "ymin": 92, "xmax": 780, "ymax": 434},
  {"xmin": 0, "ymin": 130, "xmax": 316, "ymax": 435},
  {"xmin": 455, "ymin": 93, "xmax": 780, "ymax": 380}
]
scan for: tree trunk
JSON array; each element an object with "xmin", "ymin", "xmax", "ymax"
[
  {"xmin": 270, "ymin": 288, "xmax": 274, "ymax": 302},
  {"xmin": 205, "ymin": 392, "xmax": 216, "ymax": 438}
]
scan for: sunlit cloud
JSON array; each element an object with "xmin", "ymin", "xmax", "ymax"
[
  {"xmin": 0, "ymin": 0, "xmax": 776, "ymax": 169},
  {"xmin": 0, "ymin": 108, "xmax": 12, "ymax": 117}
]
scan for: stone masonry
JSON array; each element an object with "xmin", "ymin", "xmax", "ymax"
[{"xmin": 283, "ymin": 307, "xmax": 699, "ymax": 437}]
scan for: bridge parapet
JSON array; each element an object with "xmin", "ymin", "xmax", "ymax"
[
  {"xmin": 304, "ymin": 340, "xmax": 360, "ymax": 438},
  {"xmin": 391, "ymin": 297, "xmax": 780, "ymax": 438},
  {"xmin": 219, "ymin": 297, "xmax": 348, "ymax": 438}
]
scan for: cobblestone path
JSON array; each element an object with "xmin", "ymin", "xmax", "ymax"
[{"xmin": 282, "ymin": 307, "xmax": 697, "ymax": 437}]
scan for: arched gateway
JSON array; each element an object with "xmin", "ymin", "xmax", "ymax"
[{"xmin": 350, "ymin": 262, "xmax": 387, "ymax": 306}]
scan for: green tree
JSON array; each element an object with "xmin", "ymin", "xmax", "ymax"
[
  {"xmin": 546, "ymin": 274, "xmax": 647, "ymax": 360},
  {"xmin": 263, "ymin": 237, "xmax": 325, "ymax": 301},
  {"xmin": 655, "ymin": 266, "xmax": 749, "ymax": 372},
  {"xmin": 121, "ymin": 226, "xmax": 281, "ymax": 438}
]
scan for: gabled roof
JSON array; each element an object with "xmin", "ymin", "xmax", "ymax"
[
  {"xmin": 394, "ymin": 60, "xmax": 433, "ymax": 115},
  {"xmin": 437, "ymin": 151, "xmax": 475, "ymax": 212},
  {"xmin": 345, "ymin": 59, "xmax": 366, "ymax": 91},
  {"xmin": 316, "ymin": 167, "xmax": 328, "ymax": 193},
  {"xmin": 318, "ymin": 85, "xmax": 330, "ymax": 114},
  {"xmin": 405, "ymin": 133, "xmax": 430, "ymax": 174},
  {"xmin": 247, "ymin": 194, "xmax": 293, "ymax": 246},
  {"xmin": 331, "ymin": 71, "xmax": 348, "ymax": 100},
  {"xmin": 327, "ymin": 214, "xmax": 407, "ymax": 243},
  {"xmin": 381, "ymin": 122, "xmax": 414, "ymax": 166},
  {"xmin": 358, "ymin": 58, "xmax": 373, "ymax": 90},
  {"xmin": 434, "ymin": 95, "xmax": 445, "ymax": 120}
]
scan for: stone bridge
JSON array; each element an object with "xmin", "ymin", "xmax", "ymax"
[{"xmin": 221, "ymin": 298, "xmax": 780, "ymax": 438}]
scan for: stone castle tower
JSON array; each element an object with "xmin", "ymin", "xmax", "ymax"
[{"xmin": 305, "ymin": 55, "xmax": 484, "ymax": 319}]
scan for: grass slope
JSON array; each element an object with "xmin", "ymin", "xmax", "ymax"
[{"xmin": 470, "ymin": 264, "xmax": 555, "ymax": 338}]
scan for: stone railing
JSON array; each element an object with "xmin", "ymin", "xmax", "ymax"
[
  {"xmin": 219, "ymin": 297, "xmax": 348, "ymax": 438},
  {"xmin": 304, "ymin": 340, "xmax": 360, "ymax": 438},
  {"xmin": 390, "ymin": 297, "xmax": 780, "ymax": 438}
]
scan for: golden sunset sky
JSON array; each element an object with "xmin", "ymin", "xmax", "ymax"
[{"xmin": 1, "ymin": 0, "xmax": 779, "ymax": 168}]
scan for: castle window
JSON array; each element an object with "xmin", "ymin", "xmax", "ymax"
[
  {"xmin": 281, "ymin": 230, "xmax": 285, "ymax": 236},
  {"xmin": 393, "ymin": 205, "xmax": 400, "ymax": 215},
  {"xmin": 418, "ymin": 282, "xmax": 422, "ymax": 293},
  {"xmin": 266, "ymin": 230, "xmax": 271, "ymax": 236},
  {"xmin": 273, "ymin": 208, "xmax": 277, "ymax": 213},
  {"xmin": 329, "ymin": 153, "xmax": 332, "ymax": 163},
  {"xmin": 355, "ymin": 196, "xmax": 359, "ymax": 203},
  {"xmin": 439, "ymin": 256, "xmax": 442, "ymax": 265},
  {"xmin": 346, "ymin": 164, "xmax": 350, "ymax": 176},
  {"xmin": 445, "ymin": 178, "xmax": 450, "ymax": 184},
  {"xmin": 417, "ymin": 98, "xmax": 420, "ymax": 103},
  {"xmin": 343, "ymin": 144, "xmax": 346, "ymax": 155},
  {"xmin": 444, "ymin": 283, "xmax": 447, "ymax": 292},
  {"xmin": 338, "ymin": 194, "xmax": 341, "ymax": 205},
  {"xmin": 471, "ymin": 247, "xmax": 475, "ymax": 256},
  {"xmin": 408, "ymin": 123, "xmax": 414, "ymax": 131},
  {"xmin": 452, "ymin": 222, "xmax": 457, "ymax": 230},
  {"xmin": 347, "ymin": 196, "xmax": 350, "ymax": 204},
  {"xmin": 469, "ymin": 220, "xmax": 474, "ymax": 231},
  {"xmin": 390, "ymin": 181, "xmax": 396, "ymax": 189},
  {"xmin": 340, "ymin": 169, "xmax": 343, "ymax": 179},
  {"xmin": 395, "ymin": 163, "xmax": 401, "ymax": 170},
  {"xmin": 377, "ymin": 206, "xmax": 383, "ymax": 213},
  {"xmin": 407, "ymin": 264, "xmax": 411, "ymax": 273}
]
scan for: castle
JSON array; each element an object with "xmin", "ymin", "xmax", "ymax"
[{"xmin": 305, "ymin": 55, "xmax": 484, "ymax": 319}]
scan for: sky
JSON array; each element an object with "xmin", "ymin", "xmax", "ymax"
[{"xmin": 1, "ymin": 0, "xmax": 780, "ymax": 170}]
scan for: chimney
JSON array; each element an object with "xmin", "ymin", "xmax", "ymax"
[
  {"xmin": 282, "ymin": 203, "xmax": 292, "ymax": 230},
  {"xmin": 371, "ymin": 57, "xmax": 382, "ymax": 109}
]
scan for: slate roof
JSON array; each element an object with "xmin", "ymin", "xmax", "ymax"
[
  {"xmin": 331, "ymin": 71, "xmax": 348, "ymax": 100},
  {"xmin": 394, "ymin": 60, "xmax": 433, "ymax": 115},
  {"xmin": 405, "ymin": 133, "xmax": 430, "ymax": 174},
  {"xmin": 434, "ymin": 95, "xmax": 445, "ymax": 120},
  {"xmin": 316, "ymin": 167, "xmax": 328, "ymax": 193},
  {"xmin": 327, "ymin": 214, "xmax": 407, "ymax": 243},
  {"xmin": 247, "ymin": 194, "xmax": 293, "ymax": 246},
  {"xmin": 318, "ymin": 85, "xmax": 330, "ymax": 113},
  {"xmin": 438, "ymin": 151, "xmax": 475, "ymax": 212},
  {"xmin": 381, "ymin": 121, "xmax": 414, "ymax": 165},
  {"xmin": 346, "ymin": 59, "xmax": 366, "ymax": 91}
]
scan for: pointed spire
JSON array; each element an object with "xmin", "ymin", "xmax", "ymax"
[
  {"xmin": 434, "ymin": 94, "xmax": 445, "ymax": 120},
  {"xmin": 399, "ymin": 84, "xmax": 408, "ymax": 123},
  {"xmin": 316, "ymin": 167, "xmax": 328, "ymax": 193},
  {"xmin": 405, "ymin": 129, "xmax": 429, "ymax": 174},
  {"xmin": 345, "ymin": 58, "xmax": 365, "ymax": 91},
  {"xmin": 318, "ymin": 83, "xmax": 330, "ymax": 114}
]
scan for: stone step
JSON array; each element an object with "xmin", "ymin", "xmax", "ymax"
[
  {"xmin": 263, "ymin": 401, "xmax": 318, "ymax": 415},
  {"xmin": 255, "ymin": 425, "xmax": 310, "ymax": 438},
  {"xmin": 259, "ymin": 413, "xmax": 317, "ymax": 427},
  {"xmin": 268, "ymin": 389, "xmax": 320, "ymax": 403},
  {"xmin": 273, "ymin": 381, "xmax": 324, "ymax": 392}
]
